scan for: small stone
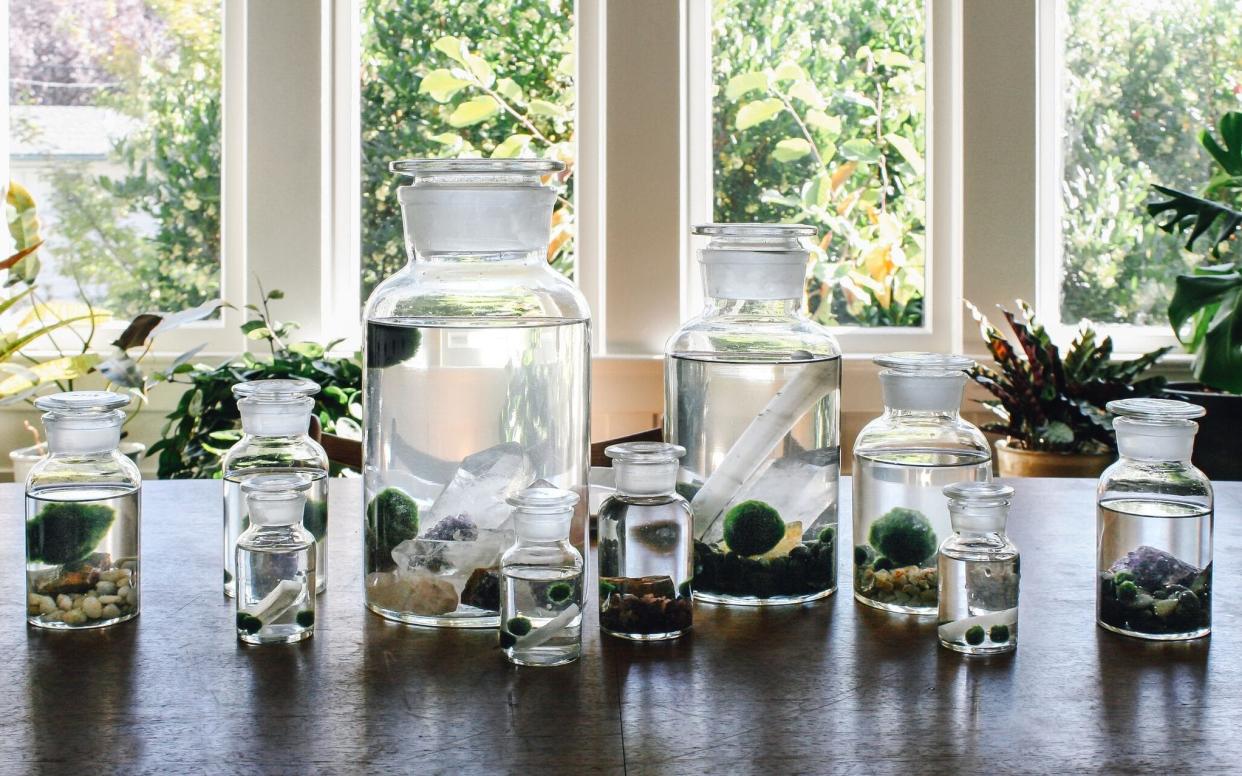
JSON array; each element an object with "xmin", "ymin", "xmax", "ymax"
[
  {"xmin": 406, "ymin": 572, "xmax": 459, "ymax": 616},
  {"xmin": 117, "ymin": 585, "xmax": 132, "ymax": 600},
  {"xmin": 461, "ymin": 568, "xmax": 501, "ymax": 612},
  {"xmin": 56, "ymin": 594, "xmax": 73, "ymax": 611},
  {"xmin": 102, "ymin": 604, "xmax": 121, "ymax": 619},
  {"xmin": 124, "ymin": 588, "xmax": 138, "ymax": 606},
  {"xmin": 98, "ymin": 595, "xmax": 122, "ymax": 605},
  {"xmin": 99, "ymin": 570, "xmax": 123, "ymax": 583},
  {"xmin": 83, "ymin": 597, "xmax": 103, "ymax": 619},
  {"xmin": 366, "ymin": 572, "xmax": 416, "ymax": 611},
  {"xmin": 38, "ymin": 596, "xmax": 57, "ymax": 615},
  {"xmin": 64, "ymin": 609, "xmax": 88, "ymax": 625},
  {"xmin": 95, "ymin": 581, "xmax": 117, "ymax": 595}
]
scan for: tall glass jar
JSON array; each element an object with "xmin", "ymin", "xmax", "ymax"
[
  {"xmin": 1097, "ymin": 398, "xmax": 1212, "ymax": 641},
  {"xmin": 667, "ymin": 223, "xmax": 841, "ymax": 606},
  {"xmin": 222, "ymin": 379, "xmax": 328, "ymax": 597},
  {"xmin": 937, "ymin": 482, "xmax": 1019, "ymax": 655},
  {"xmin": 499, "ymin": 486, "xmax": 584, "ymax": 666},
  {"xmin": 598, "ymin": 441, "xmax": 694, "ymax": 641},
  {"xmin": 363, "ymin": 159, "xmax": 590, "ymax": 628},
  {"xmin": 853, "ymin": 353, "xmax": 991, "ymax": 615},
  {"xmin": 25, "ymin": 391, "xmax": 141, "ymax": 629}
]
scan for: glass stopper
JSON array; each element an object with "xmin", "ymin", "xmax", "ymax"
[
  {"xmin": 34, "ymin": 390, "xmax": 132, "ymax": 414},
  {"xmin": 873, "ymin": 352, "xmax": 975, "ymax": 375},
  {"xmin": 508, "ymin": 483, "xmax": 578, "ymax": 541},
  {"xmin": 1107, "ymin": 397, "xmax": 1205, "ymax": 422},
  {"xmin": 232, "ymin": 378, "xmax": 320, "ymax": 402},
  {"xmin": 605, "ymin": 441, "xmax": 684, "ymax": 496},
  {"xmin": 242, "ymin": 473, "xmax": 313, "ymax": 526},
  {"xmin": 389, "ymin": 158, "xmax": 564, "ymax": 178},
  {"xmin": 943, "ymin": 481, "xmax": 1014, "ymax": 534}
]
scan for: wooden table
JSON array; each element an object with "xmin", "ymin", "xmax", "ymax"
[{"xmin": 2, "ymin": 478, "xmax": 1239, "ymax": 774}]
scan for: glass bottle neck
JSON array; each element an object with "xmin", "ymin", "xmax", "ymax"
[
  {"xmin": 884, "ymin": 407, "xmax": 961, "ymax": 420},
  {"xmin": 703, "ymin": 296, "xmax": 804, "ymax": 317},
  {"xmin": 1114, "ymin": 418, "xmax": 1196, "ymax": 462}
]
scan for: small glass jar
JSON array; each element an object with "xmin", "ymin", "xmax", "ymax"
[
  {"xmin": 363, "ymin": 159, "xmax": 591, "ymax": 628},
  {"xmin": 235, "ymin": 473, "xmax": 316, "ymax": 645},
  {"xmin": 853, "ymin": 353, "xmax": 991, "ymax": 615},
  {"xmin": 499, "ymin": 486, "xmax": 584, "ymax": 666},
  {"xmin": 598, "ymin": 442, "xmax": 694, "ymax": 641},
  {"xmin": 222, "ymin": 378, "xmax": 328, "ymax": 598},
  {"xmin": 1097, "ymin": 398, "xmax": 1212, "ymax": 641},
  {"xmin": 667, "ymin": 223, "xmax": 841, "ymax": 606},
  {"xmin": 937, "ymin": 482, "xmax": 1019, "ymax": 655},
  {"xmin": 25, "ymin": 391, "xmax": 141, "ymax": 629}
]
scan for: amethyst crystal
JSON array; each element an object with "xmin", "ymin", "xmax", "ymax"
[
  {"xmin": 424, "ymin": 515, "xmax": 479, "ymax": 542},
  {"xmin": 1109, "ymin": 546, "xmax": 1200, "ymax": 590}
]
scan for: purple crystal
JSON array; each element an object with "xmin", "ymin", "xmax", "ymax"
[
  {"xmin": 1109, "ymin": 545, "xmax": 1201, "ymax": 590},
  {"xmin": 423, "ymin": 515, "xmax": 479, "ymax": 542}
]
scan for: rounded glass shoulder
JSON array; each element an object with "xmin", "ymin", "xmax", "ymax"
[
  {"xmin": 27, "ymin": 450, "xmax": 141, "ymax": 492},
  {"xmin": 1097, "ymin": 458, "xmax": 1212, "ymax": 508},
  {"xmin": 364, "ymin": 261, "xmax": 590, "ymax": 323},
  {"xmin": 854, "ymin": 413, "xmax": 990, "ymax": 459},
  {"xmin": 223, "ymin": 435, "xmax": 328, "ymax": 472},
  {"xmin": 665, "ymin": 314, "xmax": 840, "ymax": 361}
]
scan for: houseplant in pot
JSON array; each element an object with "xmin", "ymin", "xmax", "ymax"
[
  {"xmin": 966, "ymin": 300, "xmax": 1169, "ymax": 477},
  {"xmin": 1147, "ymin": 111, "xmax": 1242, "ymax": 479}
]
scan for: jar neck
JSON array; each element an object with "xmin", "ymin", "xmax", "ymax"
[
  {"xmin": 879, "ymin": 371, "xmax": 967, "ymax": 413},
  {"xmin": 614, "ymin": 460, "xmax": 679, "ymax": 497},
  {"xmin": 44, "ymin": 418, "xmax": 123, "ymax": 455},
  {"xmin": 239, "ymin": 399, "xmax": 313, "ymax": 437},
  {"xmin": 703, "ymin": 296, "xmax": 804, "ymax": 317},
  {"xmin": 399, "ymin": 182, "xmax": 554, "ymax": 261},
  {"xmin": 1114, "ymin": 417, "xmax": 1196, "ymax": 462}
]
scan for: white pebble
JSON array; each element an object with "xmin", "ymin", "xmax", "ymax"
[
  {"xmin": 63, "ymin": 610, "xmax": 88, "ymax": 625},
  {"xmin": 56, "ymin": 594, "xmax": 73, "ymax": 611},
  {"xmin": 98, "ymin": 595, "xmax": 121, "ymax": 605},
  {"xmin": 125, "ymin": 588, "xmax": 138, "ymax": 606},
  {"xmin": 117, "ymin": 585, "xmax": 132, "ymax": 599},
  {"xmin": 38, "ymin": 596, "xmax": 57, "ymax": 615},
  {"xmin": 99, "ymin": 570, "xmax": 121, "ymax": 583},
  {"xmin": 120, "ymin": 560, "xmax": 136, "ymax": 572},
  {"xmin": 82, "ymin": 597, "xmax": 103, "ymax": 619},
  {"xmin": 95, "ymin": 581, "xmax": 117, "ymax": 595},
  {"xmin": 43, "ymin": 611, "xmax": 62, "ymax": 622},
  {"xmin": 102, "ymin": 604, "xmax": 121, "ymax": 619}
]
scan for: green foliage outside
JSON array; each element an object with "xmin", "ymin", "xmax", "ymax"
[
  {"xmin": 23, "ymin": 0, "xmax": 223, "ymax": 318},
  {"xmin": 712, "ymin": 0, "xmax": 926, "ymax": 326},
  {"xmin": 147, "ymin": 288, "xmax": 363, "ymax": 480},
  {"xmin": 360, "ymin": 0, "xmax": 575, "ymax": 298},
  {"xmin": 1059, "ymin": 0, "xmax": 1242, "ymax": 325}
]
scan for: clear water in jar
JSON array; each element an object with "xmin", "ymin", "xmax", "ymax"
[
  {"xmin": 500, "ymin": 565, "xmax": 583, "ymax": 666},
  {"xmin": 597, "ymin": 498, "xmax": 693, "ymax": 640},
  {"xmin": 236, "ymin": 540, "xmax": 315, "ymax": 645},
  {"xmin": 1097, "ymin": 498, "xmax": 1211, "ymax": 640},
  {"xmin": 364, "ymin": 318, "xmax": 589, "ymax": 627},
  {"xmin": 938, "ymin": 548, "xmax": 1019, "ymax": 655},
  {"xmin": 224, "ymin": 470, "xmax": 328, "ymax": 597},
  {"xmin": 25, "ymin": 485, "xmax": 140, "ymax": 629},
  {"xmin": 853, "ymin": 452, "xmax": 991, "ymax": 614},
  {"xmin": 667, "ymin": 352, "xmax": 840, "ymax": 605}
]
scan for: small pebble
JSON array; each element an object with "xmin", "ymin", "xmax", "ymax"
[
  {"xmin": 56, "ymin": 594, "xmax": 73, "ymax": 611},
  {"xmin": 124, "ymin": 588, "xmax": 138, "ymax": 605},
  {"xmin": 120, "ymin": 560, "xmax": 136, "ymax": 572},
  {"xmin": 82, "ymin": 597, "xmax": 103, "ymax": 619},
  {"xmin": 62, "ymin": 610, "xmax": 87, "ymax": 626},
  {"xmin": 95, "ymin": 581, "xmax": 117, "ymax": 595},
  {"xmin": 98, "ymin": 595, "xmax": 121, "ymax": 605},
  {"xmin": 38, "ymin": 596, "xmax": 57, "ymax": 615},
  {"xmin": 99, "ymin": 570, "xmax": 122, "ymax": 583},
  {"xmin": 117, "ymin": 585, "xmax": 132, "ymax": 600},
  {"xmin": 102, "ymin": 604, "xmax": 121, "ymax": 619}
]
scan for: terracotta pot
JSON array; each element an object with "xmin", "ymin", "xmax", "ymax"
[{"xmin": 993, "ymin": 438, "xmax": 1114, "ymax": 478}]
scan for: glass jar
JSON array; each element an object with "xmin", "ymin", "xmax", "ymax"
[
  {"xmin": 666, "ymin": 223, "xmax": 841, "ymax": 606},
  {"xmin": 222, "ymin": 378, "xmax": 328, "ymax": 597},
  {"xmin": 499, "ymin": 486, "xmax": 584, "ymax": 666},
  {"xmin": 235, "ymin": 473, "xmax": 316, "ymax": 645},
  {"xmin": 25, "ymin": 391, "xmax": 141, "ymax": 629},
  {"xmin": 853, "ymin": 353, "xmax": 991, "ymax": 615},
  {"xmin": 362, "ymin": 159, "xmax": 591, "ymax": 628},
  {"xmin": 598, "ymin": 442, "xmax": 694, "ymax": 641},
  {"xmin": 1097, "ymin": 398, "xmax": 1212, "ymax": 641},
  {"xmin": 937, "ymin": 482, "xmax": 1019, "ymax": 655}
]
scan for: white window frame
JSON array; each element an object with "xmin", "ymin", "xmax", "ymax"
[{"xmin": 1033, "ymin": 0, "xmax": 1181, "ymax": 356}]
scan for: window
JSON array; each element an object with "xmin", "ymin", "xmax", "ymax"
[
  {"xmin": 358, "ymin": 0, "xmax": 576, "ymax": 300},
  {"xmin": 7, "ymin": 0, "xmax": 223, "ymax": 319},
  {"xmin": 1045, "ymin": 0, "xmax": 1242, "ymax": 329},
  {"xmin": 711, "ymin": 0, "xmax": 927, "ymax": 328}
]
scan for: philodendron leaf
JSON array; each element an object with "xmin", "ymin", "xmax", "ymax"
[
  {"xmin": 1168, "ymin": 263, "xmax": 1242, "ymax": 392},
  {"xmin": 735, "ymin": 98, "xmax": 784, "ymax": 130},
  {"xmin": 448, "ymin": 96, "xmax": 500, "ymax": 127},
  {"xmin": 1147, "ymin": 184, "xmax": 1242, "ymax": 257},
  {"xmin": 1200, "ymin": 111, "xmax": 1242, "ymax": 176},
  {"xmin": 772, "ymin": 138, "xmax": 814, "ymax": 163},
  {"xmin": 418, "ymin": 69, "xmax": 472, "ymax": 102}
]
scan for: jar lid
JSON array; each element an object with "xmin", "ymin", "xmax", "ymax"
[
  {"xmin": 943, "ymin": 481, "xmax": 1014, "ymax": 504},
  {"xmin": 1107, "ymin": 397, "xmax": 1205, "ymax": 422},
  {"xmin": 874, "ymin": 352, "xmax": 975, "ymax": 375},
  {"xmin": 34, "ymin": 390, "xmax": 131, "ymax": 414},
  {"xmin": 233, "ymin": 378, "xmax": 321, "ymax": 402},
  {"xmin": 506, "ymin": 484, "xmax": 579, "ymax": 513},
  {"xmin": 242, "ymin": 473, "xmax": 313, "ymax": 526},
  {"xmin": 390, "ymin": 158, "xmax": 564, "ymax": 178},
  {"xmin": 692, "ymin": 223, "xmax": 817, "ymax": 240},
  {"xmin": 604, "ymin": 441, "xmax": 686, "ymax": 465}
]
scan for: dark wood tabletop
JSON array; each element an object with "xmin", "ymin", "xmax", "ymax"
[{"xmin": 2, "ymin": 477, "xmax": 1239, "ymax": 774}]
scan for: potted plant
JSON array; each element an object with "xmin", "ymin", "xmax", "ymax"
[
  {"xmin": 966, "ymin": 300, "xmax": 1169, "ymax": 477},
  {"xmin": 1146, "ymin": 112, "xmax": 1242, "ymax": 479}
]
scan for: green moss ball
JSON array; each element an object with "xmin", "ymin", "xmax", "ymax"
[
  {"xmin": 546, "ymin": 582, "xmax": 573, "ymax": 605},
  {"xmin": 506, "ymin": 616, "xmax": 533, "ymax": 636},
  {"xmin": 295, "ymin": 610, "xmax": 315, "ymax": 628},
  {"xmin": 868, "ymin": 507, "xmax": 938, "ymax": 567},
  {"xmin": 965, "ymin": 625, "xmax": 986, "ymax": 645},
  {"xmin": 236, "ymin": 612, "xmax": 263, "ymax": 634},
  {"xmin": 989, "ymin": 624, "xmax": 1010, "ymax": 643},
  {"xmin": 723, "ymin": 500, "xmax": 785, "ymax": 557},
  {"xmin": 26, "ymin": 501, "xmax": 116, "ymax": 565},
  {"xmin": 365, "ymin": 487, "xmax": 419, "ymax": 569}
]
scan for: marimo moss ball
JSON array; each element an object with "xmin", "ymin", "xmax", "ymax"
[
  {"xmin": 365, "ymin": 487, "xmax": 419, "ymax": 569},
  {"xmin": 26, "ymin": 502, "xmax": 116, "ymax": 565},
  {"xmin": 868, "ymin": 507, "xmax": 937, "ymax": 567},
  {"xmin": 965, "ymin": 625, "xmax": 986, "ymax": 645},
  {"xmin": 723, "ymin": 500, "xmax": 785, "ymax": 557},
  {"xmin": 368, "ymin": 324, "xmax": 421, "ymax": 369}
]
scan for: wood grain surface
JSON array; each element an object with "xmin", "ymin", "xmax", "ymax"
[{"xmin": 1, "ymin": 477, "xmax": 1239, "ymax": 775}]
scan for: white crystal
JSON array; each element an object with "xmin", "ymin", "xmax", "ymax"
[
  {"xmin": 424, "ymin": 442, "xmax": 532, "ymax": 529},
  {"xmin": 390, "ymin": 528, "xmax": 512, "ymax": 593},
  {"xmin": 719, "ymin": 450, "xmax": 839, "ymax": 541}
]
